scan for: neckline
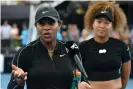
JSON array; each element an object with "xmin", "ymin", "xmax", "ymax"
[
  {"xmin": 38, "ymin": 38, "xmax": 59, "ymax": 53},
  {"xmin": 93, "ymin": 37, "xmax": 110, "ymax": 45}
]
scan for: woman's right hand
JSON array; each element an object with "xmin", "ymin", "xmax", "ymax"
[
  {"xmin": 78, "ymin": 81, "xmax": 92, "ymax": 89},
  {"xmin": 12, "ymin": 64, "xmax": 27, "ymax": 85}
]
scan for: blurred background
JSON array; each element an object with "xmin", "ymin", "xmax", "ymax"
[{"xmin": 0, "ymin": 0, "xmax": 133, "ymax": 89}]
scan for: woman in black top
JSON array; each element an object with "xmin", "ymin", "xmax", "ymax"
[
  {"xmin": 79, "ymin": 1, "xmax": 131, "ymax": 89},
  {"xmin": 7, "ymin": 6, "xmax": 91, "ymax": 89}
]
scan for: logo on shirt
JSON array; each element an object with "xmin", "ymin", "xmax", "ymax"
[
  {"xmin": 60, "ymin": 54, "xmax": 66, "ymax": 57},
  {"xmin": 99, "ymin": 49, "xmax": 107, "ymax": 54}
]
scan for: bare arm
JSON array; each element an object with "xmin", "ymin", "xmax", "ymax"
[{"xmin": 121, "ymin": 60, "xmax": 131, "ymax": 89}]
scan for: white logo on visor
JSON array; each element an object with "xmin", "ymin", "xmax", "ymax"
[
  {"xmin": 101, "ymin": 11, "xmax": 108, "ymax": 13},
  {"xmin": 42, "ymin": 11, "xmax": 49, "ymax": 14}
]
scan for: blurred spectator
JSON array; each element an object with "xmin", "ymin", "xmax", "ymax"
[
  {"xmin": 79, "ymin": 29, "xmax": 89, "ymax": 42},
  {"xmin": 10, "ymin": 23, "xmax": 20, "ymax": 48},
  {"xmin": 11, "ymin": 23, "xmax": 19, "ymax": 39},
  {"xmin": 122, "ymin": 25, "xmax": 130, "ymax": 45},
  {"xmin": 87, "ymin": 31, "xmax": 94, "ymax": 40},
  {"xmin": 130, "ymin": 27, "xmax": 133, "ymax": 45},
  {"xmin": 57, "ymin": 29, "xmax": 63, "ymax": 40},
  {"xmin": 1, "ymin": 20, "xmax": 12, "ymax": 39},
  {"xmin": 68, "ymin": 24, "xmax": 80, "ymax": 42},
  {"xmin": 61, "ymin": 25, "xmax": 69, "ymax": 41},
  {"xmin": 111, "ymin": 31, "xmax": 121, "ymax": 40},
  {"xmin": 0, "ymin": 25, "xmax": 1, "ymax": 39},
  {"xmin": 111, "ymin": 25, "xmax": 130, "ymax": 46},
  {"xmin": 20, "ymin": 24, "xmax": 29, "ymax": 46},
  {"xmin": 129, "ymin": 27, "xmax": 133, "ymax": 60}
]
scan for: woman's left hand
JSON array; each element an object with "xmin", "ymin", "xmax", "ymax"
[{"xmin": 78, "ymin": 81, "xmax": 92, "ymax": 89}]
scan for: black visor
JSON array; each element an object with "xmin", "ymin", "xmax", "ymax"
[{"xmin": 93, "ymin": 8, "xmax": 113, "ymax": 22}]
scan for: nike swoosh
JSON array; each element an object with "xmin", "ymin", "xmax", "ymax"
[
  {"xmin": 42, "ymin": 11, "xmax": 49, "ymax": 14},
  {"xmin": 60, "ymin": 54, "xmax": 66, "ymax": 57}
]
